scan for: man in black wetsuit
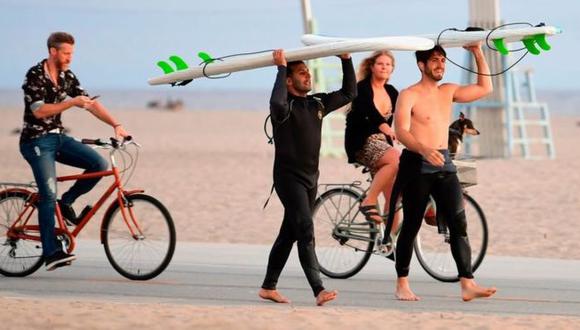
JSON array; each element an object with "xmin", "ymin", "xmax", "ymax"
[
  {"xmin": 259, "ymin": 49, "xmax": 356, "ymax": 306},
  {"xmin": 390, "ymin": 43, "xmax": 496, "ymax": 301}
]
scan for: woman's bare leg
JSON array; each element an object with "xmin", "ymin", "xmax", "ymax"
[
  {"xmin": 361, "ymin": 148, "xmax": 400, "ymax": 223},
  {"xmin": 380, "ymin": 149, "xmax": 401, "ymax": 232}
]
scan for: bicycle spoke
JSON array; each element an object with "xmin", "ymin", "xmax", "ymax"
[
  {"xmin": 0, "ymin": 192, "xmax": 44, "ymax": 277},
  {"xmin": 321, "ymin": 195, "xmax": 343, "ymax": 224},
  {"xmin": 313, "ymin": 188, "xmax": 374, "ymax": 279},
  {"xmin": 103, "ymin": 194, "xmax": 175, "ymax": 280},
  {"xmin": 414, "ymin": 194, "xmax": 488, "ymax": 282}
]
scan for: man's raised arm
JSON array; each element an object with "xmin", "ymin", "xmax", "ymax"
[
  {"xmin": 452, "ymin": 44, "xmax": 493, "ymax": 103},
  {"xmin": 320, "ymin": 54, "xmax": 357, "ymax": 112},
  {"xmin": 269, "ymin": 49, "xmax": 290, "ymax": 123}
]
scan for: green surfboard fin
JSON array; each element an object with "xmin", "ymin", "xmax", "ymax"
[
  {"xmin": 198, "ymin": 51, "xmax": 214, "ymax": 64},
  {"xmin": 492, "ymin": 38, "xmax": 509, "ymax": 56},
  {"xmin": 534, "ymin": 34, "xmax": 551, "ymax": 51},
  {"xmin": 522, "ymin": 38, "xmax": 541, "ymax": 55},
  {"xmin": 157, "ymin": 61, "xmax": 174, "ymax": 74},
  {"xmin": 169, "ymin": 55, "xmax": 189, "ymax": 71}
]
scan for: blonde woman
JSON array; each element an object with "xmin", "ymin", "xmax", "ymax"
[{"xmin": 344, "ymin": 51, "xmax": 400, "ymax": 228}]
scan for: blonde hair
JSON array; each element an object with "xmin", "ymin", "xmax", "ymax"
[{"xmin": 357, "ymin": 50, "xmax": 396, "ymax": 82}]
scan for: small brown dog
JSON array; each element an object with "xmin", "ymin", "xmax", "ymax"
[{"xmin": 448, "ymin": 112, "xmax": 480, "ymax": 158}]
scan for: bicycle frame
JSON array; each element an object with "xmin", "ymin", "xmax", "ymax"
[
  {"xmin": 318, "ymin": 181, "xmax": 367, "ymax": 195},
  {"xmin": 5, "ymin": 147, "xmax": 144, "ymax": 253},
  {"xmin": 316, "ymin": 176, "xmax": 409, "ymax": 255},
  {"xmin": 317, "ymin": 182, "xmax": 384, "ymax": 249}
]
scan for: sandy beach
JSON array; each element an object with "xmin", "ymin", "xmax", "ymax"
[
  {"xmin": 1, "ymin": 107, "xmax": 579, "ymax": 328},
  {"xmin": 1, "ymin": 296, "xmax": 579, "ymax": 330}
]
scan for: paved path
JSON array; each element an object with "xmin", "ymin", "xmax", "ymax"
[{"xmin": 1, "ymin": 240, "xmax": 579, "ymax": 316}]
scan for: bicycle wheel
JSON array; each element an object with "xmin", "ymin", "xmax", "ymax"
[
  {"xmin": 102, "ymin": 194, "xmax": 176, "ymax": 280},
  {"xmin": 0, "ymin": 190, "xmax": 44, "ymax": 277},
  {"xmin": 414, "ymin": 193, "xmax": 488, "ymax": 282},
  {"xmin": 313, "ymin": 188, "xmax": 375, "ymax": 279}
]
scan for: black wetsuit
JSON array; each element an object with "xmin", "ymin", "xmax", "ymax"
[
  {"xmin": 261, "ymin": 58, "xmax": 356, "ymax": 296},
  {"xmin": 386, "ymin": 149, "xmax": 473, "ymax": 279}
]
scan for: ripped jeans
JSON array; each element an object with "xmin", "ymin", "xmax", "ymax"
[{"xmin": 20, "ymin": 133, "xmax": 108, "ymax": 257}]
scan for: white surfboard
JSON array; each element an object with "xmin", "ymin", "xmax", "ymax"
[
  {"xmin": 302, "ymin": 25, "xmax": 562, "ymax": 54},
  {"xmin": 147, "ymin": 36, "xmax": 434, "ymax": 86}
]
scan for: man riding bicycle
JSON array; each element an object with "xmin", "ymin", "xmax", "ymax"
[{"xmin": 19, "ymin": 32, "xmax": 129, "ymax": 271}]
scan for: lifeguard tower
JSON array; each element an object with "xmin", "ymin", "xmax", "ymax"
[
  {"xmin": 304, "ymin": 0, "xmax": 555, "ymax": 159},
  {"xmin": 458, "ymin": 0, "xmax": 555, "ymax": 159}
]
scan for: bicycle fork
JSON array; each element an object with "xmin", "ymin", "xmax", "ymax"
[{"xmin": 117, "ymin": 192, "xmax": 145, "ymax": 241}]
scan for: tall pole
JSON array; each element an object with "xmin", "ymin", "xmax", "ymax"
[
  {"xmin": 300, "ymin": 0, "xmax": 314, "ymax": 34},
  {"xmin": 299, "ymin": 0, "xmax": 326, "ymax": 91},
  {"xmin": 463, "ymin": 0, "xmax": 506, "ymax": 158}
]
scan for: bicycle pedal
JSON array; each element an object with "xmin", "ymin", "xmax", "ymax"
[{"xmin": 376, "ymin": 243, "xmax": 394, "ymax": 258}]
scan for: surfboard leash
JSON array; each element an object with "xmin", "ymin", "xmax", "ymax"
[
  {"xmin": 436, "ymin": 22, "xmax": 551, "ymax": 77},
  {"xmin": 199, "ymin": 49, "xmax": 276, "ymax": 79}
]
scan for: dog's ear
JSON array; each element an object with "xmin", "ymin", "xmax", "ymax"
[{"xmin": 459, "ymin": 112, "xmax": 465, "ymax": 120}]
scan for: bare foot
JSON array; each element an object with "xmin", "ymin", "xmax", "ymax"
[
  {"xmin": 316, "ymin": 290, "xmax": 338, "ymax": 306},
  {"xmin": 395, "ymin": 277, "xmax": 420, "ymax": 301},
  {"xmin": 460, "ymin": 279, "xmax": 497, "ymax": 302},
  {"xmin": 259, "ymin": 289, "xmax": 290, "ymax": 303}
]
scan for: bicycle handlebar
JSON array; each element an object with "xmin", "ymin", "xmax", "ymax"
[{"xmin": 81, "ymin": 136, "xmax": 137, "ymax": 149}]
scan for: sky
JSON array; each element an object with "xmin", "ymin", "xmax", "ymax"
[{"xmin": 0, "ymin": 0, "xmax": 575, "ymax": 92}]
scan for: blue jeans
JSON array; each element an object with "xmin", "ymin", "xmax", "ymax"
[{"xmin": 20, "ymin": 134, "xmax": 108, "ymax": 257}]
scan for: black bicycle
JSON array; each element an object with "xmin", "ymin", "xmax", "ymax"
[{"xmin": 312, "ymin": 162, "xmax": 488, "ymax": 282}]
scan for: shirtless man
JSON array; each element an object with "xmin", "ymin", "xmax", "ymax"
[{"xmin": 392, "ymin": 43, "xmax": 497, "ymax": 301}]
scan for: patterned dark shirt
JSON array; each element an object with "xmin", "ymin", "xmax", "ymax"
[{"xmin": 20, "ymin": 59, "xmax": 88, "ymax": 143}]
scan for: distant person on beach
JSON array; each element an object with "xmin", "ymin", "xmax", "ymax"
[
  {"xmin": 389, "ymin": 43, "xmax": 497, "ymax": 301},
  {"xmin": 259, "ymin": 49, "xmax": 356, "ymax": 306},
  {"xmin": 344, "ymin": 50, "xmax": 402, "ymax": 234},
  {"xmin": 19, "ymin": 32, "xmax": 129, "ymax": 271}
]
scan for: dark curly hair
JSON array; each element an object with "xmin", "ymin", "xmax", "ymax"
[{"xmin": 415, "ymin": 45, "xmax": 446, "ymax": 64}]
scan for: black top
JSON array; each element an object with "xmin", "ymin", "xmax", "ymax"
[
  {"xmin": 344, "ymin": 77, "xmax": 398, "ymax": 163},
  {"xmin": 270, "ymin": 58, "xmax": 357, "ymax": 188},
  {"xmin": 20, "ymin": 59, "xmax": 88, "ymax": 143}
]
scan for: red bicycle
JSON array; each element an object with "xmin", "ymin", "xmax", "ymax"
[{"xmin": 0, "ymin": 137, "xmax": 176, "ymax": 280}]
